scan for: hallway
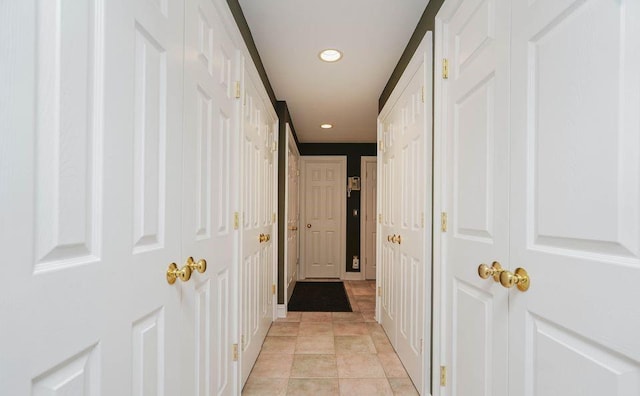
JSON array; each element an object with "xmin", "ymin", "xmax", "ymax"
[{"xmin": 242, "ymin": 281, "xmax": 418, "ymax": 395}]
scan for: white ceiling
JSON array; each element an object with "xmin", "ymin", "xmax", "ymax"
[{"xmin": 238, "ymin": 0, "xmax": 428, "ymax": 143}]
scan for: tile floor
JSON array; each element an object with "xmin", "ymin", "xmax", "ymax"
[{"xmin": 242, "ymin": 281, "xmax": 419, "ymax": 395}]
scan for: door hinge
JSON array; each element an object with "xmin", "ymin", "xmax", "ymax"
[
  {"xmin": 378, "ymin": 139, "xmax": 384, "ymax": 152},
  {"xmin": 272, "ymin": 212, "xmax": 276, "ymax": 222},
  {"xmin": 232, "ymin": 344, "xmax": 239, "ymax": 361},
  {"xmin": 442, "ymin": 58, "xmax": 449, "ymax": 79},
  {"xmin": 441, "ymin": 212, "xmax": 448, "ymax": 232},
  {"xmin": 421, "ymin": 86, "xmax": 425, "ymax": 103},
  {"xmin": 378, "ymin": 213, "xmax": 382, "ymax": 224},
  {"xmin": 421, "ymin": 212, "xmax": 425, "ymax": 228},
  {"xmin": 440, "ymin": 365, "xmax": 447, "ymax": 386},
  {"xmin": 235, "ymin": 81, "xmax": 241, "ymax": 99},
  {"xmin": 234, "ymin": 212, "xmax": 239, "ymax": 229},
  {"xmin": 377, "ymin": 286, "xmax": 382, "ymax": 297},
  {"xmin": 272, "ymin": 284, "xmax": 276, "ymax": 295}
]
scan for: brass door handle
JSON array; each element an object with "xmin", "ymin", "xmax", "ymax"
[
  {"xmin": 499, "ymin": 268, "xmax": 530, "ymax": 292},
  {"xmin": 166, "ymin": 262, "xmax": 191, "ymax": 284},
  {"xmin": 186, "ymin": 256, "xmax": 207, "ymax": 274},
  {"xmin": 259, "ymin": 233, "xmax": 267, "ymax": 243},
  {"xmin": 387, "ymin": 234, "xmax": 394, "ymax": 242},
  {"xmin": 478, "ymin": 261, "xmax": 504, "ymax": 282},
  {"xmin": 392, "ymin": 235, "xmax": 402, "ymax": 244},
  {"xmin": 306, "ymin": 224, "xmax": 312, "ymax": 228}
]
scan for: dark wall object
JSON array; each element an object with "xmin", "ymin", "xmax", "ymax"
[
  {"xmin": 379, "ymin": 0, "xmax": 445, "ymax": 112},
  {"xmin": 298, "ymin": 143, "xmax": 377, "ymax": 277}
]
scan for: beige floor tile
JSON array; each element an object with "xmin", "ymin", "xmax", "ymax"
[
  {"xmin": 261, "ymin": 336, "xmax": 297, "ymax": 354},
  {"xmin": 242, "ymin": 377, "xmax": 288, "ymax": 395},
  {"xmin": 334, "ymin": 335, "xmax": 377, "ymax": 354},
  {"xmin": 333, "ymin": 322, "xmax": 369, "ymax": 336},
  {"xmin": 339, "ymin": 378, "xmax": 393, "ymax": 396},
  {"xmin": 277, "ymin": 312, "xmax": 302, "ymax": 322},
  {"xmin": 298, "ymin": 321, "xmax": 333, "ymax": 336},
  {"xmin": 301, "ymin": 312, "xmax": 332, "ymax": 322},
  {"xmin": 351, "ymin": 287, "xmax": 376, "ymax": 296},
  {"xmin": 372, "ymin": 336, "xmax": 395, "ymax": 354},
  {"xmin": 295, "ymin": 336, "xmax": 335, "ymax": 354},
  {"xmin": 388, "ymin": 378, "xmax": 419, "ymax": 395},
  {"xmin": 356, "ymin": 295, "xmax": 376, "ymax": 304},
  {"xmin": 290, "ymin": 354, "xmax": 338, "ymax": 378},
  {"xmin": 286, "ymin": 378, "xmax": 340, "ymax": 395},
  {"xmin": 362, "ymin": 310, "xmax": 377, "ymax": 322},
  {"xmin": 377, "ymin": 353, "xmax": 409, "ymax": 378},
  {"xmin": 332, "ymin": 312, "xmax": 364, "ymax": 322},
  {"xmin": 357, "ymin": 301, "xmax": 376, "ymax": 311},
  {"xmin": 249, "ymin": 354, "xmax": 294, "ymax": 378},
  {"xmin": 336, "ymin": 353, "xmax": 386, "ymax": 378},
  {"xmin": 268, "ymin": 322, "xmax": 300, "ymax": 337}
]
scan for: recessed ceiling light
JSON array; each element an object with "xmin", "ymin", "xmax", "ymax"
[
  {"xmin": 319, "ymin": 49, "xmax": 342, "ymax": 62},
  {"xmin": 320, "ymin": 124, "xmax": 333, "ymax": 129}
]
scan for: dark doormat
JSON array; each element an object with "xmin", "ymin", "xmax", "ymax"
[{"xmin": 287, "ymin": 282, "xmax": 352, "ymax": 312}]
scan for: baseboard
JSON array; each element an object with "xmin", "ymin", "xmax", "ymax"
[
  {"xmin": 342, "ymin": 272, "xmax": 364, "ymax": 281},
  {"xmin": 276, "ymin": 304, "xmax": 287, "ymax": 318}
]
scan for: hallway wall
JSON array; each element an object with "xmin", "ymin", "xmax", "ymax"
[{"xmin": 298, "ymin": 143, "xmax": 377, "ymax": 276}]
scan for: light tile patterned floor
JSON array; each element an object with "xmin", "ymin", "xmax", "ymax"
[{"xmin": 242, "ymin": 281, "xmax": 419, "ymax": 395}]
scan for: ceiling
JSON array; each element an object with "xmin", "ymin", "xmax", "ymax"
[{"xmin": 238, "ymin": 0, "xmax": 428, "ymax": 143}]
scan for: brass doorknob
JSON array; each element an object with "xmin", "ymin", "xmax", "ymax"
[
  {"xmin": 306, "ymin": 224, "xmax": 311, "ymax": 228},
  {"xmin": 500, "ymin": 268, "xmax": 530, "ymax": 292},
  {"xmin": 166, "ymin": 262, "xmax": 192, "ymax": 285},
  {"xmin": 478, "ymin": 261, "xmax": 504, "ymax": 282},
  {"xmin": 186, "ymin": 256, "xmax": 207, "ymax": 274},
  {"xmin": 392, "ymin": 235, "xmax": 402, "ymax": 244},
  {"xmin": 259, "ymin": 233, "xmax": 267, "ymax": 243},
  {"xmin": 387, "ymin": 234, "xmax": 394, "ymax": 242}
]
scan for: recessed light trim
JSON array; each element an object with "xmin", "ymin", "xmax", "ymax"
[
  {"xmin": 320, "ymin": 124, "xmax": 333, "ymax": 129},
  {"xmin": 319, "ymin": 49, "xmax": 343, "ymax": 62}
]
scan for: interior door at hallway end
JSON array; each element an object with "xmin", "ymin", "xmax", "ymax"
[
  {"xmin": 362, "ymin": 156, "xmax": 377, "ymax": 280},
  {"xmin": 300, "ymin": 157, "xmax": 346, "ymax": 279}
]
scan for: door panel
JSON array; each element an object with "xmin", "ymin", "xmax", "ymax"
[
  {"xmin": 301, "ymin": 157, "xmax": 346, "ymax": 279},
  {"xmin": 286, "ymin": 126, "xmax": 300, "ymax": 301},
  {"xmin": 439, "ymin": 0, "xmax": 510, "ymax": 394},
  {"xmin": 182, "ymin": 0, "xmax": 237, "ymax": 394},
  {"xmin": 363, "ymin": 159, "xmax": 378, "ymax": 280},
  {"xmin": 240, "ymin": 66, "xmax": 276, "ymax": 386},
  {"xmin": 509, "ymin": 0, "xmax": 640, "ymax": 394},
  {"xmin": 0, "ymin": 1, "xmax": 184, "ymax": 394},
  {"xmin": 378, "ymin": 36, "xmax": 432, "ymax": 391}
]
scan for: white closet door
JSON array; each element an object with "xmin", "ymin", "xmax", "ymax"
[
  {"xmin": 0, "ymin": 0, "xmax": 185, "ymax": 394},
  {"xmin": 378, "ymin": 34, "xmax": 432, "ymax": 392},
  {"xmin": 240, "ymin": 64, "xmax": 277, "ymax": 386},
  {"xmin": 509, "ymin": 0, "xmax": 640, "ymax": 394},
  {"xmin": 181, "ymin": 0, "xmax": 238, "ymax": 394},
  {"xmin": 363, "ymin": 158, "xmax": 378, "ymax": 281},
  {"xmin": 438, "ymin": 0, "xmax": 510, "ymax": 394},
  {"xmin": 286, "ymin": 125, "xmax": 300, "ymax": 301}
]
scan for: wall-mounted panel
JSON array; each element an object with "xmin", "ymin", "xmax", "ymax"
[{"xmin": 35, "ymin": 0, "xmax": 104, "ymax": 272}]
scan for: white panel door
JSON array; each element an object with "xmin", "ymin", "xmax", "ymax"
[
  {"xmin": 285, "ymin": 125, "xmax": 300, "ymax": 302},
  {"xmin": 363, "ymin": 158, "xmax": 378, "ymax": 280},
  {"xmin": 240, "ymin": 64, "xmax": 277, "ymax": 386},
  {"xmin": 378, "ymin": 35, "xmax": 432, "ymax": 391},
  {"xmin": 437, "ymin": 0, "xmax": 510, "ymax": 394},
  {"xmin": 509, "ymin": 0, "xmax": 640, "ymax": 394},
  {"xmin": 301, "ymin": 157, "xmax": 346, "ymax": 279},
  {"xmin": 182, "ymin": 0, "xmax": 238, "ymax": 394},
  {"xmin": 0, "ymin": 0, "xmax": 184, "ymax": 394}
]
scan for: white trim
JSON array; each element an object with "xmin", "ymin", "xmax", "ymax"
[
  {"xmin": 360, "ymin": 156, "xmax": 377, "ymax": 281},
  {"xmin": 276, "ymin": 304, "xmax": 287, "ymax": 318},
  {"xmin": 299, "ymin": 156, "xmax": 347, "ymax": 280}
]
